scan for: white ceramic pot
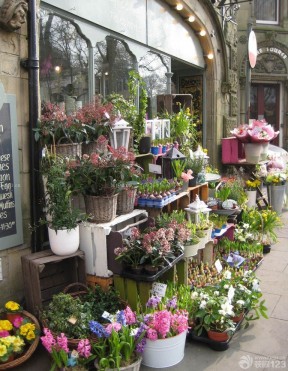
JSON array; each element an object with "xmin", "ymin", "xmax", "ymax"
[
  {"xmin": 48, "ymin": 225, "xmax": 80, "ymax": 255},
  {"xmin": 142, "ymin": 331, "xmax": 187, "ymax": 368},
  {"xmin": 184, "ymin": 242, "xmax": 201, "ymax": 258}
]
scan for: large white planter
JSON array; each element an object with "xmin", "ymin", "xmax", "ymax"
[
  {"xmin": 184, "ymin": 242, "xmax": 201, "ymax": 258},
  {"xmin": 246, "ymin": 190, "xmax": 257, "ymax": 208},
  {"xmin": 48, "ymin": 225, "xmax": 80, "ymax": 255},
  {"xmin": 142, "ymin": 331, "xmax": 187, "ymax": 368}
]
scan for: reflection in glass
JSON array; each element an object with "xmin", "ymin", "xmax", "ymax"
[
  {"xmin": 39, "ymin": 10, "xmax": 89, "ymax": 112},
  {"xmin": 94, "ymin": 36, "xmax": 136, "ymax": 98}
]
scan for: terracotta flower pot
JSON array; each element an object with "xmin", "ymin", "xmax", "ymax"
[
  {"xmin": 207, "ymin": 329, "xmax": 229, "ymax": 342},
  {"xmin": 232, "ymin": 312, "xmax": 244, "ymax": 323}
]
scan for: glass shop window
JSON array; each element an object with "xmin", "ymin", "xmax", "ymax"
[
  {"xmin": 255, "ymin": 0, "xmax": 279, "ymax": 25},
  {"xmin": 39, "ymin": 10, "xmax": 89, "ymax": 113},
  {"xmin": 94, "ymin": 36, "xmax": 136, "ymax": 98}
]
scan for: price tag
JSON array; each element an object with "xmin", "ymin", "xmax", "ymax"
[
  {"xmin": 215, "ymin": 259, "xmax": 223, "ymax": 273},
  {"xmin": 67, "ymin": 316, "xmax": 77, "ymax": 325},
  {"xmin": 151, "ymin": 282, "xmax": 167, "ymax": 297},
  {"xmin": 102, "ymin": 311, "xmax": 114, "ymax": 322},
  {"xmin": 148, "ymin": 164, "xmax": 162, "ymax": 174}
]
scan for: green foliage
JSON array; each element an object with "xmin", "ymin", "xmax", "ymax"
[
  {"xmin": 185, "ymin": 156, "xmax": 206, "ymax": 175},
  {"xmin": 41, "ymin": 153, "xmax": 85, "ymax": 231},
  {"xmin": 41, "ymin": 293, "xmax": 93, "ymax": 339}
]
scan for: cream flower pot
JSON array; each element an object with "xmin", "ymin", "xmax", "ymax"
[{"xmin": 48, "ymin": 225, "xmax": 80, "ymax": 255}]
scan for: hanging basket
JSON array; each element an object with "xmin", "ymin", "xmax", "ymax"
[
  {"xmin": 0, "ymin": 311, "xmax": 40, "ymax": 370},
  {"xmin": 84, "ymin": 194, "xmax": 118, "ymax": 223},
  {"xmin": 117, "ymin": 188, "xmax": 137, "ymax": 215},
  {"xmin": 55, "ymin": 138, "xmax": 82, "ymax": 158}
]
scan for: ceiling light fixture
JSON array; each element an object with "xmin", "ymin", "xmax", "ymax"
[
  {"xmin": 199, "ymin": 30, "xmax": 206, "ymax": 36},
  {"xmin": 188, "ymin": 15, "xmax": 195, "ymax": 22},
  {"xmin": 205, "ymin": 53, "xmax": 214, "ymax": 60},
  {"xmin": 175, "ymin": 3, "xmax": 183, "ymax": 11}
]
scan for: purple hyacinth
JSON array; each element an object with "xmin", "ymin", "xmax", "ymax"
[
  {"xmin": 116, "ymin": 310, "xmax": 126, "ymax": 326},
  {"xmin": 89, "ymin": 321, "xmax": 109, "ymax": 338},
  {"xmin": 146, "ymin": 296, "xmax": 161, "ymax": 308},
  {"xmin": 166, "ymin": 296, "xmax": 177, "ymax": 309}
]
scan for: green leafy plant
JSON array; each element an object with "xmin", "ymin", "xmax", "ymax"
[{"xmin": 41, "ymin": 152, "xmax": 85, "ymax": 231}]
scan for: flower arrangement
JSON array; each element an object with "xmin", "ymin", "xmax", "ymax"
[
  {"xmin": 264, "ymin": 171, "xmax": 287, "ymax": 186},
  {"xmin": 245, "ymin": 179, "xmax": 261, "ymax": 190},
  {"xmin": 231, "ymin": 119, "xmax": 279, "ymax": 143},
  {"xmin": 0, "ymin": 305, "xmax": 39, "ymax": 364},
  {"xmin": 41, "ymin": 328, "xmax": 93, "ymax": 370},
  {"xmin": 90, "ymin": 306, "xmax": 146, "ymax": 370},
  {"xmin": 141, "ymin": 294, "xmax": 189, "ymax": 340},
  {"xmin": 241, "ymin": 208, "xmax": 282, "ymax": 244}
]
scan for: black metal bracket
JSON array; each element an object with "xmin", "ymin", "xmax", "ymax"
[{"xmin": 20, "ymin": 58, "xmax": 39, "ymax": 70}]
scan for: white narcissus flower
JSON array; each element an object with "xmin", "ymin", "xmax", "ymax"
[
  {"xmin": 214, "ymin": 291, "xmax": 219, "ymax": 296},
  {"xmin": 224, "ymin": 284, "xmax": 229, "ymax": 289},
  {"xmin": 191, "ymin": 291, "xmax": 198, "ymax": 299}
]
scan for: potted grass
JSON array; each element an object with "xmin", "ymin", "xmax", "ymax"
[{"xmin": 41, "ymin": 152, "xmax": 85, "ymax": 255}]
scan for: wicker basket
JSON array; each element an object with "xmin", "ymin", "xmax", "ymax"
[
  {"xmin": 55, "ymin": 138, "xmax": 82, "ymax": 158},
  {"xmin": 0, "ymin": 310, "xmax": 40, "ymax": 370},
  {"xmin": 82, "ymin": 140, "xmax": 108, "ymax": 155},
  {"xmin": 117, "ymin": 188, "xmax": 137, "ymax": 215},
  {"xmin": 84, "ymin": 194, "xmax": 118, "ymax": 223},
  {"xmin": 41, "ymin": 283, "xmax": 97, "ymax": 349}
]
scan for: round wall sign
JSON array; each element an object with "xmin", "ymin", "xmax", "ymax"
[{"xmin": 248, "ymin": 30, "xmax": 257, "ymax": 68}]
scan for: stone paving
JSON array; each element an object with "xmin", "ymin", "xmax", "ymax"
[{"xmin": 17, "ymin": 212, "xmax": 288, "ymax": 371}]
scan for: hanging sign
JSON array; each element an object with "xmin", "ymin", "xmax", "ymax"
[
  {"xmin": 248, "ymin": 30, "xmax": 257, "ymax": 68},
  {"xmin": 0, "ymin": 82, "xmax": 23, "ymax": 250}
]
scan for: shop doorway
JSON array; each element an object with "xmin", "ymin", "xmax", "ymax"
[{"xmin": 250, "ymin": 83, "xmax": 280, "ymax": 145}]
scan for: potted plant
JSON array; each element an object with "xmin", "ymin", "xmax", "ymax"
[
  {"xmin": 41, "ymin": 328, "xmax": 94, "ymax": 371},
  {"xmin": 41, "ymin": 153, "xmax": 85, "ymax": 255},
  {"xmin": 245, "ymin": 178, "xmax": 261, "ymax": 208},
  {"xmin": 0, "ymin": 302, "xmax": 40, "ymax": 367},
  {"xmin": 139, "ymin": 293, "xmax": 189, "ymax": 368},
  {"xmin": 185, "ymin": 156, "xmax": 206, "ymax": 186},
  {"xmin": 90, "ymin": 306, "xmax": 145, "ymax": 371},
  {"xmin": 67, "ymin": 145, "xmax": 137, "ymax": 223}
]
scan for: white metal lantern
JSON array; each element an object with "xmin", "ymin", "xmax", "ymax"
[{"xmin": 109, "ymin": 119, "xmax": 132, "ymax": 150}]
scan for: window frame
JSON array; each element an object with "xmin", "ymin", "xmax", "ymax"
[{"xmin": 255, "ymin": 0, "xmax": 279, "ymax": 25}]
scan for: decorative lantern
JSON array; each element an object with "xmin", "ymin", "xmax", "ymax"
[
  {"xmin": 109, "ymin": 119, "xmax": 132, "ymax": 150},
  {"xmin": 162, "ymin": 147, "xmax": 186, "ymax": 179}
]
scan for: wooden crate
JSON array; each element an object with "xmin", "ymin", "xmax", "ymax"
[
  {"xmin": 222, "ymin": 137, "xmax": 245, "ymax": 164},
  {"xmin": 21, "ymin": 249, "xmax": 86, "ymax": 317},
  {"xmin": 86, "ymin": 274, "xmax": 113, "ymax": 291}
]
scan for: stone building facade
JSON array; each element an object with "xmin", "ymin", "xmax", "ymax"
[
  {"xmin": 0, "ymin": 0, "xmax": 241, "ymax": 304},
  {"xmin": 237, "ymin": 0, "xmax": 288, "ymax": 150}
]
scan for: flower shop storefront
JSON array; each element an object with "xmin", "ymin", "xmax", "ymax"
[{"xmin": 39, "ymin": 0, "xmax": 229, "ymax": 164}]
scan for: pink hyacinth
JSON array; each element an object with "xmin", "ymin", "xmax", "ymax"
[
  {"xmin": 106, "ymin": 322, "xmax": 122, "ymax": 334},
  {"xmin": 124, "ymin": 306, "xmax": 137, "ymax": 325},
  {"xmin": 146, "ymin": 328, "xmax": 158, "ymax": 340},
  {"xmin": 77, "ymin": 338, "xmax": 91, "ymax": 358},
  {"xmin": 56, "ymin": 333, "xmax": 69, "ymax": 353},
  {"xmin": 41, "ymin": 328, "xmax": 56, "ymax": 353},
  {"xmin": 171, "ymin": 310, "xmax": 189, "ymax": 334},
  {"xmin": 154, "ymin": 310, "xmax": 171, "ymax": 339}
]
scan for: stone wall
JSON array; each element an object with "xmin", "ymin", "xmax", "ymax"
[{"xmin": 0, "ymin": 0, "xmax": 32, "ymax": 306}]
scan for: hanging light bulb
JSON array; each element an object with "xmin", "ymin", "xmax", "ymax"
[
  {"xmin": 188, "ymin": 15, "xmax": 195, "ymax": 22},
  {"xmin": 175, "ymin": 3, "xmax": 183, "ymax": 11}
]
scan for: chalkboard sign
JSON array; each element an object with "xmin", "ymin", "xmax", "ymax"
[{"xmin": 0, "ymin": 84, "xmax": 23, "ymax": 249}]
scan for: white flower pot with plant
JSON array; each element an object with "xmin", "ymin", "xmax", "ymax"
[{"xmin": 41, "ymin": 153, "xmax": 85, "ymax": 255}]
